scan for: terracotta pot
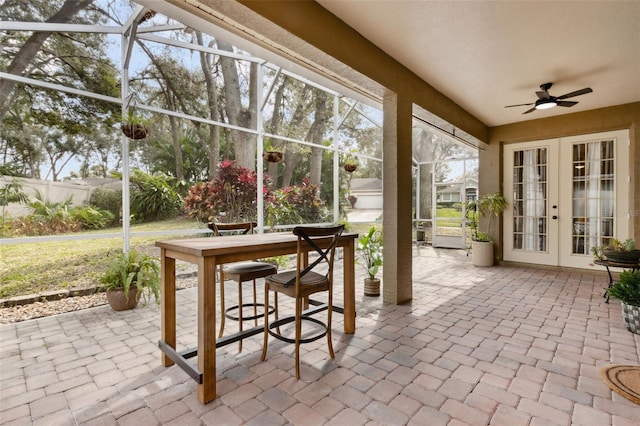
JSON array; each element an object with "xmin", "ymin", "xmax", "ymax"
[
  {"xmin": 364, "ymin": 277, "xmax": 380, "ymax": 296},
  {"xmin": 344, "ymin": 164, "xmax": 357, "ymax": 173},
  {"xmin": 106, "ymin": 287, "xmax": 141, "ymax": 311},
  {"xmin": 120, "ymin": 123, "xmax": 149, "ymax": 140},
  {"xmin": 263, "ymin": 151, "xmax": 283, "ymax": 163}
]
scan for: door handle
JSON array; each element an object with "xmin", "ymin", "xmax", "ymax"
[{"xmin": 552, "ymin": 215, "xmax": 558, "ymax": 220}]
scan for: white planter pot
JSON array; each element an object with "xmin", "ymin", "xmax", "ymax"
[
  {"xmin": 471, "ymin": 240, "xmax": 494, "ymax": 267},
  {"xmin": 621, "ymin": 302, "xmax": 640, "ymax": 334}
]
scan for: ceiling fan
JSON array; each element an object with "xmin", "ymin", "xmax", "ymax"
[{"xmin": 505, "ymin": 82, "xmax": 593, "ymax": 114}]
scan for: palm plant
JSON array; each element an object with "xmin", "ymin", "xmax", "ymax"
[{"xmin": 475, "ymin": 192, "xmax": 507, "ymax": 241}]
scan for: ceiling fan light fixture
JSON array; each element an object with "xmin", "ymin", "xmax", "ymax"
[{"xmin": 535, "ymin": 100, "xmax": 557, "ymax": 110}]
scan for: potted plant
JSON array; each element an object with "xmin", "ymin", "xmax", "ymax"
[
  {"xmin": 606, "ymin": 269, "xmax": 640, "ymax": 334},
  {"xmin": 120, "ymin": 109, "xmax": 150, "ymax": 140},
  {"xmin": 263, "ymin": 138, "xmax": 283, "ymax": 163},
  {"xmin": 100, "ymin": 250, "xmax": 160, "ymax": 311},
  {"xmin": 357, "ymin": 226, "xmax": 383, "ymax": 296},
  {"xmin": 592, "ymin": 238, "xmax": 640, "ymax": 264},
  {"xmin": 469, "ymin": 192, "xmax": 507, "ymax": 266},
  {"xmin": 343, "ymin": 153, "xmax": 358, "ymax": 173}
]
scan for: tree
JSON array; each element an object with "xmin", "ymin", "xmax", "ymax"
[
  {"xmin": 1, "ymin": 177, "xmax": 30, "ymax": 235},
  {"xmin": 1, "ymin": 0, "xmax": 120, "ymax": 180},
  {"xmin": 217, "ymin": 40, "xmax": 257, "ymax": 171},
  {"xmin": 0, "ymin": 0, "xmax": 93, "ymax": 120}
]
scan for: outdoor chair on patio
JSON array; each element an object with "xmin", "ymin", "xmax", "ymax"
[
  {"xmin": 260, "ymin": 224, "xmax": 344, "ymax": 379},
  {"xmin": 208, "ymin": 222, "xmax": 278, "ymax": 352}
]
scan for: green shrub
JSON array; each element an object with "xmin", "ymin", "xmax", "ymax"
[
  {"xmin": 90, "ymin": 188, "xmax": 122, "ymax": 223},
  {"xmin": 608, "ymin": 269, "xmax": 640, "ymax": 306},
  {"xmin": 130, "ymin": 169, "xmax": 182, "ymax": 222},
  {"xmin": 71, "ymin": 205, "xmax": 115, "ymax": 230},
  {"xmin": 10, "ymin": 215, "xmax": 82, "ymax": 236},
  {"xmin": 265, "ymin": 179, "xmax": 328, "ymax": 227}
]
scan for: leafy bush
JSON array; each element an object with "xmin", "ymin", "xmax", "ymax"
[
  {"xmin": 9, "ymin": 191, "xmax": 81, "ymax": 235},
  {"xmin": 90, "ymin": 188, "xmax": 121, "ymax": 224},
  {"xmin": 130, "ymin": 169, "xmax": 182, "ymax": 222},
  {"xmin": 266, "ymin": 178, "xmax": 328, "ymax": 226},
  {"xmin": 71, "ymin": 205, "xmax": 115, "ymax": 230},
  {"xmin": 184, "ymin": 160, "xmax": 269, "ymax": 223},
  {"xmin": 266, "ymin": 190, "xmax": 303, "ymax": 228},
  {"xmin": 607, "ymin": 269, "xmax": 640, "ymax": 306},
  {"xmin": 10, "ymin": 215, "xmax": 82, "ymax": 236},
  {"xmin": 184, "ymin": 162, "xmax": 327, "ymax": 226}
]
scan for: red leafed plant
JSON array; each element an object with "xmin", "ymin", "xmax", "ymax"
[{"xmin": 184, "ymin": 161, "xmax": 271, "ymax": 223}]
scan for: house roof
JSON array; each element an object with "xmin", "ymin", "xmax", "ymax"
[{"xmin": 350, "ymin": 178, "xmax": 382, "ymax": 192}]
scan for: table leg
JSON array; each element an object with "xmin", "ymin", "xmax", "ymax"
[
  {"xmin": 197, "ymin": 256, "xmax": 217, "ymax": 403},
  {"xmin": 343, "ymin": 240, "xmax": 356, "ymax": 334},
  {"xmin": 161, "ymin": 249, "xmax": 176, "ymax": 367},
  {"xmin": 604, "ymin": 266, "xmax": 613, "ymax": 303}
]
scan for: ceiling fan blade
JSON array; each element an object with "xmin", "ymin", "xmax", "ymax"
[
  {"xmin": 522, "ymin": 107, "xmax": 537, "ymax": 114},
  {"xmin": 557, "ymin": 100, "xmax": 578, "ymax": 107},
  {"xmin": 505, "ymin": 102, "xmax": 534, "ymax": 108},
  {"xmin": 536, "ymin": 91, "xmax": 549, "ymax": 99},
  {"xmin": 556, "ymin": 88, "xmax": 593, "ymax": 100}
]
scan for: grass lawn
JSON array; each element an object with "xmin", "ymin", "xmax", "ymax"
[
  {"xmin": 0, "ymin": 218, "xmax": 208, "ymax": 299},
  {"xmin": 0, "ymin": 218, "xmax": 381, "ymax": 299}
]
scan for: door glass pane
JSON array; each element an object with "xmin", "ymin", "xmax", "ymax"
[
  {"xmin": 512, "ymin": 148, "xmax": 547, "ymax": 251},
  {"xmin": 571, "ymin": 140, "xmax": 614, "ymax": 255}
]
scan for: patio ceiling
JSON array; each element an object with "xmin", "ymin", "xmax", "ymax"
[{"xmin": 316, "ymin": 1, "xmax": 640, "ymax": 127}]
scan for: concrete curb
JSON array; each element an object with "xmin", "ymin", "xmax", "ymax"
[{"xmin": 0, "ymin": 271, "xmax": 198, "ymax": 308}]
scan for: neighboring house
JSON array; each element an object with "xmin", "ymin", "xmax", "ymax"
[
  {"xmin": 349, "ymin": 178, "xmax": 382, "ymax": 209},
  {"xmin": 347, "ymin": 178, "xmax": 382, "ymax": 223},
  {"xmin": 436, "ymin": 178, "xmax": 477, "ymax": 203}
]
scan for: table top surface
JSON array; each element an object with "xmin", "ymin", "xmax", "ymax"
[
  {"xmin": 594, "ymin": 259, "xmax": 640, "ymax": 268},
  {"xmin": 156, "ymin": 232, "xmax": 358, "ymax": 257}
]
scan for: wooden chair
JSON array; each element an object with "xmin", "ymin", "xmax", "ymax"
[
  {"xmin": 260, "ymin": 224, "xmax": 344, "ymax": 379},
  {"xmin": 208, "ymin": 222, "xmax": 278, "ymax": 352}
]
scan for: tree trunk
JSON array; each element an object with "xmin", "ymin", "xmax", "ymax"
[
  {"xmin": 0, "ymin": 0, "xmax": 92, "ymax": 120},
  {"xmin": 196, "ymin": 32, "xmax": 220, "ymax": 180},
  {"xmin": 168, "ymin": 113, "xmax": 184, "ymax": 181},
  {"xmin": 266, "ymin": 76, "xmax": 287, "ymax": 188},
  {"xmin": 218, "ymin": 40, "xmax": 255, "ymax": 170},
  {"xmin": 307, "ymin": 91, "xmax": 330, "ymax": 185}
]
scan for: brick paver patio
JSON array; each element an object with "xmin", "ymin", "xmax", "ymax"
[{"xmin": 1, "ymin": 246, "xmax": 639, "ymax": 425}]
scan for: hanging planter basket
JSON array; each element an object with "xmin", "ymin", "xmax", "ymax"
[
  {"xmin": 344, "ymin": 163, "xmax": 357, "ymax": 173},
  {"xmin": 263, "ymin": 151, "xmax": 283, "ymax": 163},
  {"xmin": 121, "ymin": 123, "xmax": 150, "ymax": 140}
]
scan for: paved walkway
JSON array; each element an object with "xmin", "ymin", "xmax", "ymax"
[{"xmin": 1, "ymin": 246, "xmax": 639, "ymax": 425}]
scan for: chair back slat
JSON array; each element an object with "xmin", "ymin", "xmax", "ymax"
[
  {"xmin": 209, "ymin": 222, "xmax": 257, "ymax": 236},
  {"xmin": 285, "ymin": 225, "xmax": 344, "ymax": 287}
]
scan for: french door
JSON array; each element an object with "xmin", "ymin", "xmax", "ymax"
[{"xmin": 504, "ymin": 130, "xmax": 630, "ymax": 269}]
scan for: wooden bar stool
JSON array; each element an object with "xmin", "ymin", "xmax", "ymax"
[
  {"xmin": 260, "ymin": 224, "xmax": 344, "ymax": 378},
  {"xmin": 208, "ymin": 222, "xmax": 278, "ymax": 352}
]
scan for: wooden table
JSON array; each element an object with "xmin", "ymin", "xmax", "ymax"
[{"xmin": 156, "ymin": 232, "xmax": 358, "ymax": 404}]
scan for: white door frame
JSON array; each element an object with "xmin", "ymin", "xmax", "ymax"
[{"xmin": 503, "ymin": 129, "xmax": 631, "ymax": 269}]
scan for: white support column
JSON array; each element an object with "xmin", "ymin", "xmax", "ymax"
[
  {"xmin": 256, "ymin": 64, "xmax": 265, "ymax": 233},
  {"xmin": 333, "ymin": 95, "xmax": 340, "ymax": 222}
]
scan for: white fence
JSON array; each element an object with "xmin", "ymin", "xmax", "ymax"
[{"xmin": 0, "ymin": 177, "xmax": 100, "ymax": 217}]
